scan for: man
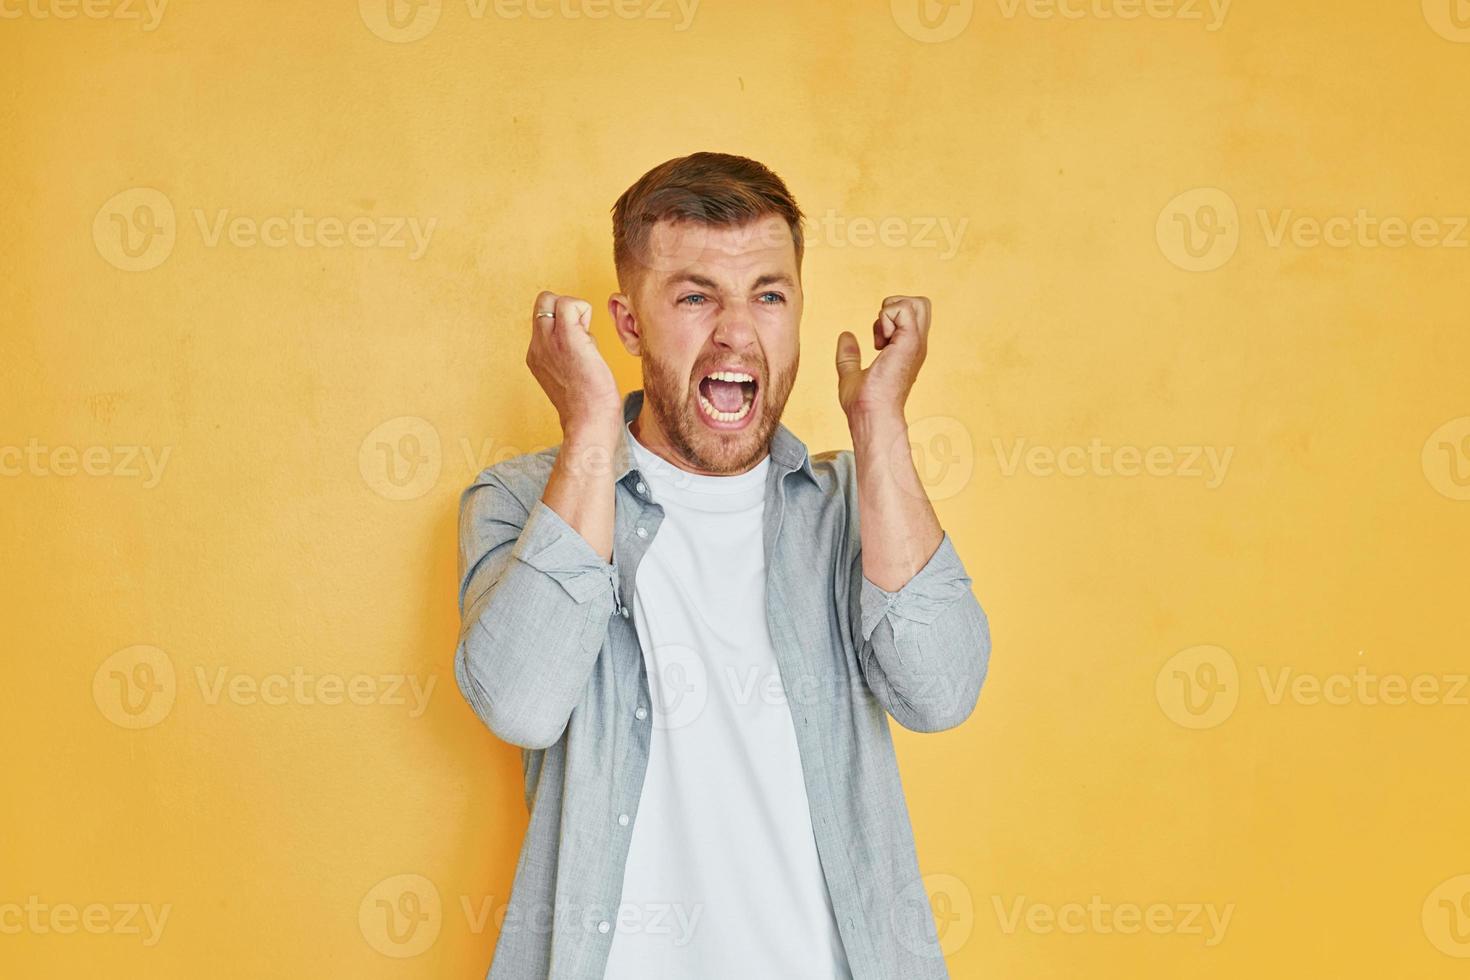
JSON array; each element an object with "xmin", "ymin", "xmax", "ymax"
[{"xmin": 454, "ymin": 152, "xmax": 990, "ymax": 980}]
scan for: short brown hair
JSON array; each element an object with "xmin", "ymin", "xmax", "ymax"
[{"xmin": 611, "ymin": 151, "xmax": 805, "ymax": 290}]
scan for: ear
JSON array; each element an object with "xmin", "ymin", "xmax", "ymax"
[{"xmin": 608, "ymin": 292, "xmax": 642, "ymax": 356}]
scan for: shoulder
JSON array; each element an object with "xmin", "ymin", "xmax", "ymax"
[
  {"xmin": 797, "ymin": 447, "xmax": 861, "ymax": 541},
  {"xmin": 807, "ymin": 446, "xmax": 856, "ymax": 494},
  {"xmin": 460, "ymin": 444, "xmax": 562, "ymax": 518}
]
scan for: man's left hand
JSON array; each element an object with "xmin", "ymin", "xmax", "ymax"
[{"xmin": 835, "ymin": 295, "xmax": 932, "ymax": 421}]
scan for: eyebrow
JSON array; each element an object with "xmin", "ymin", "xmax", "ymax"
[{"xmin": 666, "ymin": 272, "xmax": 795, "ymax": 292}]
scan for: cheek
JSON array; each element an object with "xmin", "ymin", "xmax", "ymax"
[
  {"xmin": 759, "ymin": 319, "xmax": 800, "ymax": 368},
  {"xmin": 646, "ymin": 322, "xmax": 698, "ymax": 375}
]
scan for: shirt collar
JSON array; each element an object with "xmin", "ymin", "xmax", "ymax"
[{"xmin": 612, "ymin": 388, "xmax": 816, "ymax": 486}]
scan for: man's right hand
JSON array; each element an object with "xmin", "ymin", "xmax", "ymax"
[
  {"xmin": 527, "ymin": 292, "xmax": 621, "ymax": 560},
  {"xmin": 526, "ymin": 291, "xmax": 622, "ymax": 440}
]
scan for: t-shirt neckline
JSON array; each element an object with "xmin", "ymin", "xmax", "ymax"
[{"xmin": 626, "ymin": 420, "xmax": 770, "ymax": 502}]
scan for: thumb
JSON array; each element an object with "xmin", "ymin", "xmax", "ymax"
[{"xmin": 835, "ymin": 330, "xmax": 862, "ymax": 380}]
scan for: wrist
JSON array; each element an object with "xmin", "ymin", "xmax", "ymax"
[
  {"xmin": 846, "ymin": 404, "xmax": 908, "ymax": 441},
  {"xmin": 563, "ymin": 403, "xmax": 623, "ymax": 443},
  {"xmin": 564, "ymin": 418, "xmax": 620, "ymax": 445},
  {"xmin": 560, "ymin": 419, "xmax": 622, "ymax": 480}
]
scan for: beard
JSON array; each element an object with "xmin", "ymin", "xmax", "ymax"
[{"xmin": 640, "ymin": 346, "xmax": 798, "ymax": 475}]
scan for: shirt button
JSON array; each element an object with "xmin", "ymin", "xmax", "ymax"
[
  {"xmin": 635, "ymin": 526, "xmax": 648, "ymax": 538},
  {"xmin": 618, "ymin": 813, "xmax": 629, "ymax": 826},
  {"xmin": 597, "ymin": 920, "xmax": 611, "ymax": 934},
  {"xmin": 620, "ymin": 606, "xmax": 630, "ymax": 619},
  {"xmin": 635, "ymin": 706, "xmax": 648, "ymax": 720},
  {"xmin": 636, "ymin": 481, "xmax": 647, "ymax": 494}
]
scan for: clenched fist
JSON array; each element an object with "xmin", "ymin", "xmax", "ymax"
[
  {"xmin": 835, "ymin": 295, "xmax": 932, "ymax": 421},
  {"xmin": 525, "ymin": 291, "xmax": 622, "ymax": 438}
]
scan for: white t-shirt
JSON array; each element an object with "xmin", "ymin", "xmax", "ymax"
[{"xmin": 602, "ymin": 422, "xmax": 854, "ymax": 980}]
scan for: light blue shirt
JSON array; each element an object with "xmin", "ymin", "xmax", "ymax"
[{"xmin": 454, "ymin": 388, "xmax": 991, "ymax": 979}]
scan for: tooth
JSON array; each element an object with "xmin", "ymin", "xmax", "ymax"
[{"xmin": 697, "ymin": 391, "xmax": 753, "ymax": 423}]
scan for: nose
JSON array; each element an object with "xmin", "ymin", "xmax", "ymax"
[{"xmin": 711, "ymin": 303, "xmax": 757, "ymax": 351}]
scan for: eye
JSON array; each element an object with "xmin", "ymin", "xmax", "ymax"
[
  {"xmin": 678, "ymin": 294, "xmax": 708, "ymax": 307},
  {"xmin": 758, "ymin": 291, "xmax": 786, "ymax": 304}
]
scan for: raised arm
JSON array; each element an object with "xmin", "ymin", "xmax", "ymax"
[
  {"xmin": 453, "ymin": 292, "xmax": 624, "ymax": 750},
  {"xmin": 836, "ymin": 295, "xmax": 990, "ymax": 732}
]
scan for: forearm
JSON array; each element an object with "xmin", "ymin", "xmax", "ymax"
[
  {"xmin": 456, "ymin": 552, "xmax": 614, "ymax": 748},
  {"xmin": 849, "ymin": 408, "xmax": 944, "ymax": 591},
  {"xmin": 846, "ymin": 425, "xmax": 991, "ymax": 731},
  {"xmin": 454, "ymin": 475, "xmax": 620, "ymax": 750},
  {"xmin": 540, "ymin": 420, "xmax": 620, "ymax": 562}
]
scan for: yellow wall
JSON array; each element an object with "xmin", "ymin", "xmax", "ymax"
[{"xmin": 3, "ymin": 0, "xmax": 1469, "ymax": 976}]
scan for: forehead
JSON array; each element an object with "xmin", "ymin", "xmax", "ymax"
[{"xmin": 643, "ymin": 214, "xmax": 798, "ymax": 285}]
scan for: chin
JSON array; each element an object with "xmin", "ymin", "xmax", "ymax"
[{"xmin": 681, "ymin": 390, "xmax": 780, "ymax": 474}]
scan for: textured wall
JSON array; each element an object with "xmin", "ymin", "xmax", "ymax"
[{"xmin": 3, "ymin": 0, "xmax": 1469, "ymax": 976}]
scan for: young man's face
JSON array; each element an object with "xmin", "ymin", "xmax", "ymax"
[{"xmin": 611, "ymin": 213, "xmax": 803, "ymax": 476}]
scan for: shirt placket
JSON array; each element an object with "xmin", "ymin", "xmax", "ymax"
[
  {"xmin": 590, "ymin": 472, "xmax": 662, "ymax": 969},
  {"xmin": 763, "ymin": 468, "xmax": 875, "ymax": 978}
]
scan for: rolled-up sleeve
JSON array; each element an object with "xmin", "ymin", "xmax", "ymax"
[
  {"xmin": 454, "ymin": 475, "xmax": 618, "ymax": 750},
  {"xmin": 853, "ymin": 531, "xmax": 990, "ymax": 733}
]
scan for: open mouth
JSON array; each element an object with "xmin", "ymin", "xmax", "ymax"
[{"xmin": 696, "ymin": 370, "xmax": 758, "ymax": 427}]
